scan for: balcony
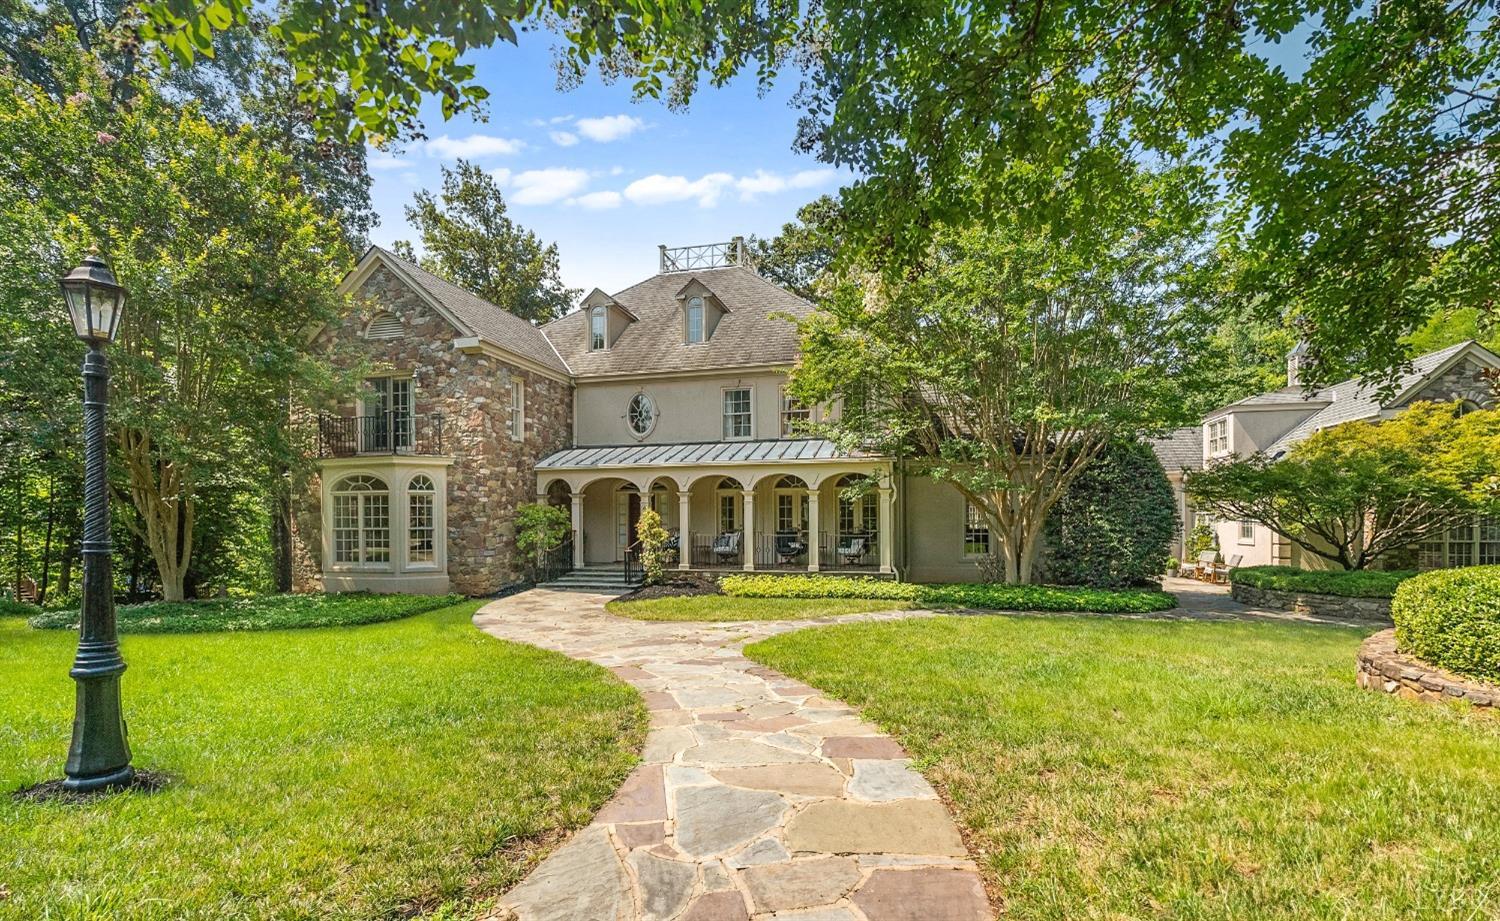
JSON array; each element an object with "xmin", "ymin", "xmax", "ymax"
[{"xmin": 317, "ymin": 412, "xmax": 446, "ymax": 459}]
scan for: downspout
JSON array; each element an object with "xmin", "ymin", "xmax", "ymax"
[{"xmin": 895, "ymin": 456, "xmax": 908, "ymax": 582}]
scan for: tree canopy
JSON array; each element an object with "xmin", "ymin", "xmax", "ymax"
[{"xmin": 393, "ymin": 160, "xmax": 578, "ymax": 324}]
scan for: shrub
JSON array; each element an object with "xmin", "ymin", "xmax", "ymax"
[
  {"xmin": 1186, "ymin": 524, "xmax": 1218, "ymax": 561},
  {"xmin": 1, "ymin": 597, "xmax": 41, "ymax": 618},
  {"xmin": 1230, "ymin": 566, "xmax": 1414, "ymax": 598},
  {"xmin": 635, "ymin": 507, "xmax": 670, "ymax": 585},
  {"xmin": 1044, "ymin": 440, "xmax": 1178, "ymax": 587},
  {"xmin": 1392, "ymin": 566, "xmax": 1500, "ymax": 684},
  {"xmin": 720, "ymin": 574, "xmax": 1176, "ymax": 614},
  {"xmin": 515, "ymin": 503, "xmax": 571, "ymax": 580},
  {"xmin": 28, "ymin": 592, "xmax": 464, "ymax": 634}
]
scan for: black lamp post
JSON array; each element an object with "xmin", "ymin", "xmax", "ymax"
[{"xmin": 59, "ymin": 253, "xmax": 133, "ymax": 793}]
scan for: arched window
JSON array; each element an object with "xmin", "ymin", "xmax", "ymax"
[
  {"xmin": 408, "ymin": 475, "xmax": 436, "ymax": 564},
  {"xmin": 627, "ymin": 392, "xmax": 655, "ymax": 437},
  {"xmin": 365, "ymin": 311, "xmax": 403, "ymax": 339},
  {"xmin": 590, "ymin": 306, "xmax": 607, "ymax": 350},
  {"xmin": 332, "ymin": 474, "xmax": 390, "ymax": 566},
  {"xmin": 686, "ymin": 296, "xmax": 705, "ymax": 343}
]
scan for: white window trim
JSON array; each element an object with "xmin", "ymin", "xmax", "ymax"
[
  {"xmin": 715, "ymin": 487, "xmax": 743, "ymax": 533},
  {"xmin": 509, "ymin": 382, "xmax": 525, "ymax": 442},
  {"xmin": 722, "ymin": 385, "xmax": 754, "ymax": 441},
  {"xmin": 328, "ymin": 473, "xmax": 393, "ymax": 571},
  {"xmin": 1207, "ymin": 419, "xmax": 1230, "ymax": 457},
  {"xmin": 1237, "ymin": 520, "xmax": 1256, "ymax": 545},
  {"xmin": 626, "ymin": 390, "xmax": 658, "ymax": 439},
  {"xmin": 685, "ymin": 296, "xmax": 706, "ymax": 345},
  {"xmin": 406, "ymin": 475, "xmax": 440, "ymax": 570},
  {"xmin": 779, "ymin": 386, "xmax": 813, "ymax": 439},
  {"xmin": 962, "ymin": 500, "xmax": 991, "ymax": 560},
  {"xmin": 589, "ymin": 306, "xmax": 608, "ymax": 351}
]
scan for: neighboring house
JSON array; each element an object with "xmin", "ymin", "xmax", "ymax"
[
  {"xmin": 294, "ymin": 240, "xmax": 999, "ymax": 594},
  {"xmin": 1185, "ymin": 339, "xmax": 1500, "ymax": 570},
  {"xmin": 1149, "ymin": 426, "xmax": 1202, "ymax": 563}
]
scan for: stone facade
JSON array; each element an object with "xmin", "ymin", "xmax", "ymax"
[
  {"xmin": 1356, "ymin": 629, "xmax": 1498, "ymax": 712},
  {"xmin": 293, "ymin": 264, "xmax": 573, "ymax": 595},
  {"xmin": 1230, "ymin": 582, "xmax": 1393, "ymax": 621},
  {"xmin": 1410, "ymin": 355, "xmax": 1497, "ymax": 408}
]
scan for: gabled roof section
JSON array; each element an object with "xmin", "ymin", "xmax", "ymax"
[
  {"xmin": 581, "ymin": 287, "xmax": 637, "ymax": 320},
  {"xmin": 1149, "ymin": 427, "xmax": 1203, "ymax": 473},
  {"xmin": 674, "ymin": 276, "xmax": 731, "ymax": 311},
  {"xmin": 1204, "ymin": 385, "xmax": 1333, "ymax": 418},
  {"xmin": 344, "ymin": 247, "xmax": 571, "ymax": 377},
  {"xmin": 1262, "ymin": 340, "xmax": 1499, "ymax": 456},
  {"xmin": 543, "ymin": 266, "xmax": 812, "ymax": 377}
]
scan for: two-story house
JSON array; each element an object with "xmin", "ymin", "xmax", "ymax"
[
  {"xmin": 1154, "ymin": 339, "xmax": 1500, "ymax": 571},
  {"xmin": 294, "ymin": 240, "xmax": 993, "ymax": 594}
]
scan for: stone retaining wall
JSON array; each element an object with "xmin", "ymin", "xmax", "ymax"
[
  {"xmin": 1356, "ymin": 629, "xmax": 1497, "ymax": 712},
  {"xmin": 1230, "ymin": 582, "xmax": 1392, "ymax": 621}
]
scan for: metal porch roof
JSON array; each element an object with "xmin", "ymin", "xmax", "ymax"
[{"xmin": 536, "ymin": 439, "xmax": 871, "ymax": 469}]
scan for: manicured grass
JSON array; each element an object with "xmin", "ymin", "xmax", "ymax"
[
  {"xmin": 721, "ymin": 573, "xmax": 1177, "ymax": 613},
  {"xmin": 27, "ymin": 591, "xmax": 464, "ymax": 633},
  {"xmin": 1, "ymin": 601, "xmax": 647, "ymax": 921},
  {"xmin": 607, "ymin": 594, "xmax": 915, "ymax": 621},
  {"xmin": 746, "ymin": 615, "xmax": 1500, "ymax": 920},
  {"xmin": 1232, "ymin": 565, "xmax": 1415, "ymax": 598}
]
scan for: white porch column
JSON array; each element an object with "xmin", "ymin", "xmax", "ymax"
[
  {"xmin": 877, "ymin": 485, "xmax": 894, "ymax": 574},
  {"xmin": 742, "ymin": 488, "xmax": 756, "ymax": 570},
  {"xmin": 806, "ymin": 488, "xmax": 821, "ymax": 572},
  {"xmin": 677, "ymin": 488, "xmax": 692, "ymax": 570},
  {"xmin": 569, "ymin": 492, "xmax": 585, "ymax": 569}
]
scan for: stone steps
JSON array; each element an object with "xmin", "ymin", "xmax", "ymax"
[{"xmin": 545, "ymin": 567, "xmax": 640, "ymax": 590}]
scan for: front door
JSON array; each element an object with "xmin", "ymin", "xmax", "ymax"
[{"xmin": 616, "ymin": 490, "xmax": 642, "ymax": 560}]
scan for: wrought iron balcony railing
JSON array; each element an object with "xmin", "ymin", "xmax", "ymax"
[{"xmin": 317, "ymin": 411, "xmax": 445, "ymax": 458}]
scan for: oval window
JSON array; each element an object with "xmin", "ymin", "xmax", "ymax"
[{"xmin": 627, "ymin": 392, "xmax": 655, "ymax": 436}]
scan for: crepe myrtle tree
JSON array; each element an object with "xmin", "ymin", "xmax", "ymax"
[
  {"xmin": 1186, "ymin": 402, "xmax": 1500, "ymax": 571},
  {"xmin": 789, "ymin": 163, "xmax": 1214, "ymax": 584}
]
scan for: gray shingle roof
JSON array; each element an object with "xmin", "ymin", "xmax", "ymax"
[
  {"xmin": 370, "ymin": 247, "xmax": 570, "ymax": 375},
  {"xmin": 538, "ymin": 439, "xmax": 866, "ymax": 469},
  {"xmin": 1149, "ymin": 427, "xmax": 1203, "ymax": 472},
  {"xmin": 542, "ymin": 266, "xmax": 813, "ymax": 377},
  {"xmin": 1207, "ymin": 385, "xmax": 1331, "ymax": 415}
]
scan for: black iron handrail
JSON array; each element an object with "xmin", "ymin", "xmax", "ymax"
[{"xmin": 317, "ymin": 411, "xmax": 445, "ymax": 458}]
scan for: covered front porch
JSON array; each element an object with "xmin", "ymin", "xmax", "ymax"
[{"xmin": 536, "ymin": 440, "xmax": 894, "ymax": 575}]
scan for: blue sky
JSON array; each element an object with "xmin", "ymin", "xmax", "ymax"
[{"xmin": 366, "ymin": 34, "xmax": 844, "ymax": 296}]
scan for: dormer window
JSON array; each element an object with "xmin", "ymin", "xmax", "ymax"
[
  {"xmin": 590, "ymin": 306, "xmax": 607, "ymax": 351},
  {"xmin": 1208, "ymin": 419, "xmax": 1229, "ymax": 456},
  {"xmin": 686, "ymin": 296, "xmax": 705, "ymax": 344}
]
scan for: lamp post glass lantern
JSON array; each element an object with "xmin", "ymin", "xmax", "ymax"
[{"xmin": 60, "ymin": 252, "xmax": 133, "ymax": 792}]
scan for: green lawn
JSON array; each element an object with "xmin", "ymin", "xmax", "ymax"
[
  {"xmin": 746, "ymin": 615, "xmax": 1500, "ymax": 920},
  {"xmin": 1, "ymin": 600, "xmax": 647, "ymax": 921},
  {"xmin": 27, "ymin": 591, "xmax": 464, "ymax": 633},
  {"xmin": 607, "ymin": 595, "xmax": 915, "ymax": 621}
]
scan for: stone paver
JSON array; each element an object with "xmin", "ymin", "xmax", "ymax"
[{"xmin": 474, "ymin": 587, "xmax": 994, "ymax": 921}]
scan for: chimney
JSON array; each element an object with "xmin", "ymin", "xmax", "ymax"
[{"xmin": 1287, "ymin": 340, "xmax": 1310, "ymax": 387}]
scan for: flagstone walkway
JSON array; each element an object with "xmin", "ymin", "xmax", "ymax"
[{"xmin": 473, "ymin": 588, "xmax": 993, "ymax": 921}]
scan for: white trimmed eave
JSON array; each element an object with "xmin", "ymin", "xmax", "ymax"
[
  {"xmin": 570, "ymin": 362, "xmax": 792, "ymax": 384},
  {"xmin": 451, "ymin": 337, "xmax": 574, "ymax": 384},
  {"xmin": 318, "ymin": 454, "xmax": 456, "ymax": 470},
  {"xmin": 1390, "ymin": 342, "xmax": 1500, "ymax": 406}
]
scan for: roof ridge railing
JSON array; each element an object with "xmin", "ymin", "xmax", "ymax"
[{"xmin": 659, "ymin": 237, "xmax": 747, "ymax": 273}]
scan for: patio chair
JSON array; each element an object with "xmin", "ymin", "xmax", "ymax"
[
  {"xmin": 1190, "ymin": 549, "xmax": 1219, "ymax": 581},
  {"xmin": 1212, "ymin": 553, "xmax": 1243, "ymax": 584},
  {"xmin": 836, "ymin": 535, "xmax": 868, "ymax": 567},
  {"xmin": 775, "ymin": 531, "xmax": 807, "ymax": 564},
  {"xmin": 711, "ymin": 530, "xmax": 742, "ymax": 564}
]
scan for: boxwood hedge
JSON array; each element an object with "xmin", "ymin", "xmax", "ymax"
[
  {"xmin": 28, "ymin": 592, "xmax": 465, "ymax": 634},
  {"xmin": 1230, "ymin": 565, "xmax": 1413, "ymax": 598},
  {"xmin": 1392, "ymin": 566, "xmax": 1500, "ymax": 684},
  {"xmin": 719, "ymin": 574, "xmax": 1176, "ymax": 614}
]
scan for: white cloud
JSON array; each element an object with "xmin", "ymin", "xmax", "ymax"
[
  {"xmin": 575, "ymin": 114, "xmax": 646, "ymax": 143},
  {"xmin": 572, "ymin": 190, "xmax": 623, "ymax": 210},
  {"xmin": 424, "ymin": 133, "xmax": 524, "ymax": 159},
  {"xmin": 511, "ymin": 168, "xmax": 591, "ymax": 205},
  {"xmin": 368, "ymin": 153, "xmax": 412, "ymax": 171},
  {"xmin": 490, "ymin": 167, "xmax": 512, "ymax": 185},
  {"xmin": 550, "ymin": 130, "xmax": 579, "ymax": 147},
  {"xmin": 735, "ymin": 168, "xmax": 838, "ymax": 200},
  {"xmin": 624, "ymin": 172, "xmax": 735, "ymax": 208}
]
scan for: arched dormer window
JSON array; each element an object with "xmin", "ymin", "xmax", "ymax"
[
  {"xmin": 590, "ymin": 306, "xmax": 607, "ymax": 351},
  {"xmin": 365, "ymin": 311, "xmax": 403, "ymax": 340},
  {"xmin": 686, "ymin": 296, "xmax": 705, "ymax": 344}
]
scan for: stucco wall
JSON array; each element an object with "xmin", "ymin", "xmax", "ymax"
[
  {"xmin": 295, "ymin": 263, "xmax": 574, "ymax": 594},
  {"xmin": 575, "ymin": 370, "xmax": 794, "ymax": 445}
]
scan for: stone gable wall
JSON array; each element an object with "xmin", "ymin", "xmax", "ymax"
[
  {"xmin": 1410, "ymin": 355, "xmax": 1496, "ymax": 408},
  {"xmin": 292, "ymin": 264, "xmax": 574, "ymax": 595}
]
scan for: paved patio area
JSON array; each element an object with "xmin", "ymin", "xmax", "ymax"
[{"xmin": 474, "ymin": 588, "xmax": 992, "ymax": 921}]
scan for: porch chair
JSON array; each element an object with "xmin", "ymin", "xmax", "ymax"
[
  {"xmin": 1212, "ymin": 553, "xmax": 1243, "ymax": 585},
  {"xmin": 711, "ymin": 530, "xmax": 742, "ymax": 565},
  {"xmin": 1190, "ymin": 550, "xmax": 1219, "ymax": 581},
  {"xmin": 775, "ymin": 531, "xmax": 807, "ymax": 564},
  {"xmin": 836, "ymin": 535, "xmax": 868, "ymax": 567}
]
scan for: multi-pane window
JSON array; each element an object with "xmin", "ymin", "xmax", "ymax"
[
  {"xmin": 1417, "ymin": 514, "xmax": 1500, "ymax": 569},
  {"xmin": 837, "ymin": 495, "xmax": 856, "ymax": 535},
  {"xmin": 862, "ymin": 497, "xmax": 878, "ymax": 535},
  {"xmin": 590, "ymin": 306, "xmax": 607, "ymax": 350},
  {"xmin": 1239, "ymin": 520, "xmax": 1255, "ymax": 542},
  {"xmin": 509, "ymin": 383, "xmax": 525, "ymax": 442},
  {"xmin": 408, "ymin": 475, "xmax": 435, "ymax": 564},
  {"xmin": 332, "ymin": 474, "xmax": 390, "ymax": 566},
  {"xmin": 1207, "ymin": 419, "xmax": 1229, "ymax": 456},
  {"xmin": 686, "ymin": 296, "xmax": 705, "ymax": 343},
  {"xmin": 627, "ymin": 392, "xmax": 655, "ymax": 437},
  {"xmin": 964, "ymin": 502, "xmax": 991, "ymax": 557},
  {"xmin": 363, "ymin": 376, "xmax": 413, "ymax": 452},
  {"xmin": 723, "ymin": 388, "xmax": 752, "ymax": 439},
  {"xmin": 719, "ymin": 493, "xmax": 740, "ymax": 533},
  {"xmin": 780, "ymin": 389, "xmax": 811, "ymax": 437}
]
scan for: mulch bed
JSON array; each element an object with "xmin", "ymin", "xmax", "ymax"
[
  {"xmin": 618, "ymin": 575, "xmax": 723, "ymax": 602},
  {"xmin": 13, "ymin": 769, "xmax": 171, "ymax": 804}
]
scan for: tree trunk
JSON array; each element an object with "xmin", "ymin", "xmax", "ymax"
[
  {"xmin": 119, "ymin": 428, "xmax": 193, "ymax": 603},
  {"xmin": 271, "ymin": 472, "xmax": 293, "ymax": 593},
  {"xmin": 38, "ymin": 474, "xmax": 56, "ymax": 604}
]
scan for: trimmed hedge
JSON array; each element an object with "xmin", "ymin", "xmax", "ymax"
[
  {"xmin": 1230, "ymin": 565, "xmax": 1414, "ymax": 599},
  {"xmin": 0, "ymin": 597, "xmax": 41, "ymax": 618},
  {"xmin": 28, "ymin": 592, "xmax": 464, "ymax": 634},
  {"xmin": 1392, "ymin": 566, "xmax": 1500, "ymax": 684},
  {"xmin": 719, "ymin": 574, "xmax": 1176, "ymax": 614}
]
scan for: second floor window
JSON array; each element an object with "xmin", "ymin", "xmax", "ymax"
[
  {"xmin": 363, "ymin": 376, "xmax": 413, "ymax": 452},
  {"xmin": 781, "ymin": 389, "xmax": 811, "ymax": 437},
  {"xmin": 509, "ymin": 383, "xmax": 525, "ymax": 442},
  {"xmin": 1208, "ymin": 419, "xmax": 1228, "ymax": 455},
  {"xmin": 723, "ymin": 388, "xmax": 752, "ymax": 439},
  {"xmin": 686, "ymin": 296, "xmax": 705, "ymax": 343},
  {"xmin": 590, "ymin": 306, "xmax": 607, "ymax": 350}
]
